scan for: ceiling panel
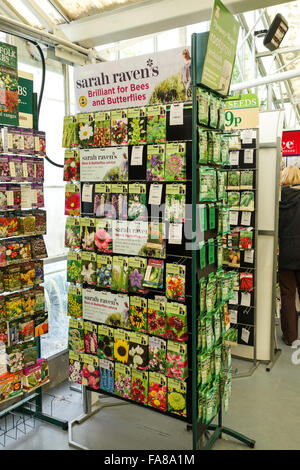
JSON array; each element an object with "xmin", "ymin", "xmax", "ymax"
[{"xmin": 54, "ymin": 0, "xmax": 145, "ymax": 21}]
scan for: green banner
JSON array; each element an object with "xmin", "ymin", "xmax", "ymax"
[
  {"xmin": 201, "ymin": 0, "xmax": 240, "ymax": 96},
  {"xmin": 225, "ymin": 93, "xmax": 259, "ymax": 129},
  {"xmin": 18, "ymin": 71, "xmax": 33, "ymax": 128},
  {"xmin": 0, "ymin": 41, "xmax": 19, "ymax": 126}
]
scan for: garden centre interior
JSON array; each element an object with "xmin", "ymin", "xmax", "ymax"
[{"xmin": 0, "ymin": 0, "xmax": 300, "ymax": 452}]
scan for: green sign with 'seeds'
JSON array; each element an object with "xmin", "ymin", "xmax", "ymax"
[
  {"xmin": 0, "ymin": 42, "xmax": 19, "ymax": 126},
  {"xmin": 201, "ymin": 0, "xmax": 240, "ymax": 96}
]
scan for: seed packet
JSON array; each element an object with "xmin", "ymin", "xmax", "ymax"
[
  {"xmin": 97, "ymin": 324, "xmax": 114, "ymax": 361},
  {"xmin": 76, "ymin": 113, "xmax": 95, "ymax": 149},
  {"xmin": 5, "ymin": 240, "xmax": 21, "ymax": 264},
  {"xmin": 83, "ymin": 321, "xmax": 98, "ymax": 355},
  {"xmin": 0, "ymin": 156, "xmax": 9, "ymax": 182},
  {"xmin": 198, "ymin": 128, "xmax": 208, "ymax": 164},
  {"xmin": 128, "ymin": 257, "xmax": 147, "ymax": 294},
  {"xmin": 0, "ymin": 270, "xmax": 4, "ymax": 293},
  {"xmin": 212, "ymin": 133, "xmax": 221, "ymax": 166},
  {"xmin": 8, "ymin": 318, "xmax": 20, "ymax": 344},
  {"xmin": 148, "ymin": 372, "xmax": 167, "ymax": 411},
  {"xmin": 168, "ymin": 378, "xmax": 187, "ymax": 417},
  {"xmin": 68, "ymin": 318, "xmax": 84, "ymax": 353},
  {"xmin": 13, "ymin": 156, "xmax": 24, "ymax": 182},
  {"xmin": 0, "ymin": 214, "xmax": 9, "ymax": 239},
  {"xmin": 114, "ymin": 328, "xmax": 130, "ymax": 364},
  {"xmin": 23, "ymin": 129, "xmax": 35, "ymax": 155},
  {"xmin": 239, "ymin": 229, "xmax": 253, "ymax": 250},
  {"xmin": 26, "ymin": 157, "xmax": 36, "ymax": 181},
  {"xmin": 166, "ymin": 264, "xmax": 186, "ymax": 302},
  {"xmin": 131, "ymin": 369, "xmax": 148, "ymax": 404},
  {"xmin": 62, "ymin": 115, "xmax": 78, "ymax": 148},
  {"xmin": 6, "ymin": 184, "xmax": 21, "ymax": 210},
  {"xmin": 34, "ymin": 131, "xmax": 46, "ymax": 156},
  {"xmin": 34, "ymin": 311, "xmax": 48, "ymax": 337},
  {"xmin": 81, "ymin": 251, "xmax": 97, "ymax": 286},
  {"xmin": 94, "ymin": 111, "xmax": 111, "ymax": 147},
  {"xmin": 221, "ymin": 135, "xmax": 230, "ymax": 165},
  {"xmin": 217, "ymin": 171, "xmax": 227, "ymax": 201},
  {"xmin": 128, "ymin": 331, "xmax": 148, "ymax": 369},
  {"xmin": 80, "ymin": 217, "xmax": 95, "ymax": 251},
  {"xmin": 147, "ymin": 105, "xmax": 166, "ymax": 144},
  {"xmin": 0, "ymin": 184, "xmax": 7, "ymax": 210},
  {"xmin": 164, "ymin": 184, "xmax": 186, "ymax": 223},
  {"xmin": 143, "ymin": 259, "xmax": 164, "ymax": 289},
  {"xmin": 143, "ymin": 221, "xmax": 166, "ymax": 259},
  {"xmin": 111, "ymin": 256, "xmax": 129, "ymax": 292},
  {"xmin": 19, "ymin": 314, "xmax": 35, "ymax": 341},
  {"xmin": 82, "ymin": 354, "xmax": 100, "ymax": 390},
  {"xmin": 35, "ymin": 285, "xmax": 45, "ymax": 312},
  {"xmin": 128, "ymin": 183, "xmax": 147, "ymax": 220},
  {"xmin": 94, "ymin": 184, "xmax": 112, "ymax": 218},
  {"xmin": 198, "ymin": 88, "xmax": 210, "ymax": 125},
  {"xmin": 4, "ymin": 264, "xmax": 21, "ymax": 291},
  {"xmin": 30, "ymin": 236, "xmax": 47, "ymax": 259},
  {"xmin": 34, "ymin": 210, "xmax": 47, "ymax": 235},
  {"xmin": 67, "ymin": 285, "xmax": 83, "ymax": 319},
  {"xmin": 148, "ymin": 336, "xmax": 166, "ymax": 373},
  {"xmin": 165, "ymin": 142, "xmax": 186, "ymax": 181},
  {"xmin": 240, "ymin": 191, "xmax": 255, "ymax": 211},
  {"xmin": 99, "ymin": 359, "xmax": 114, "ymax": 392},
  {"xmin": 0, "ymin": 372, "xmax": 23, "ymax": 403},
  {"xmin": 128, "ymin": 107, "xmax": 147, "ymax": 145},
  {"xmin": 0, "ymin": 295, "xmax": 6, "ymax": 319},
  {"xmin": 19, "ymin": 214, "xmax": 35, "ymax": 236},
  {"xmin": 114, "ymin": 362, "xmax": 131, "ymax": 399},
  {"xmin": 129, "ymin": 296, "xmax": 147, "ymax": 332},
  {"xmin": 69, "ymin": 350, "xmax": 82, "ymax": 384},
  {"xmin": 227, "ymin": 171, "xmax": 240, "ymax": 190},
  {"xmin": 218, "ymin": 100, "xmax": 225, "ymax": 130},
  {"xmin": 0, "ymin": 342, "xmax": 7, "ymax": 375},
  {"xmin": 67, "ymin": 251, "xmax": 82, "ymax": 284},
  {"xmin": 209, "ymin": 94, "xmax": 219, "ymax": 128},
  {"xmin": 147, "ymin": 299, "xmax": 166, "ymax": 337},
  {"xmin": 6, "ymin": 344, "xmax": 23, "ymax": 373},
  {"xmin": 206, "ymin": 274, "xmax": 217, "ymax": 314},
  {"xmin": 95, "ymin": 219, "xmax": 113, "ymax": 254},
  {"xmin": 0, "ymin": 242, "xmax": 7, "ymax": 267},
  {"xmin": 111, "ymin": 183, "xmax": 128, "ymax": 219},
  {"xmin": 111, "ymin": 109, "xmax": 128, "ymax": 145},
  {"xmin": 227, "ymin": 191, "xmax": 240, "ymax": 208},
  {"xmin": 240, "ymin": 171, "xmax": 253, "ymax": 190},
  {"xmin": 65, "ymin": 216, "xmax": 81, "ymax": 249},
  {"xmin": 64, "ymin": 149, "xmax": 80, "ymax": 182},
  {"xmin": 166, "ymin": 341, "xmax": 188, "ymax": 380},
  {"xmin": 96, "ymin": 254, "xmax": 112, "ymax": 289},
  {"xmin": 164, "ymin": 302, "xmax": 188, "ymax": 342},
  {"xmin": 199, "ymin": 168, "xmax": 216, "ymax": 202},
  {"xmin": 240, "ymin": 272, "xmax": 254, "ymax": 291},
  {"xmin": 35, "ymin": 159, "xmax": 44, "ymax": 182},
  {"xmin": 65, "ymin": 183, "xmax": 80, "ymax": 216},
  {"xmin": 34, "ymin": 260, "xmax": 44, "ymax": 285},
  {"xmin": 147, "ymin": 144, "xmax": 165, "ymax": 182}
]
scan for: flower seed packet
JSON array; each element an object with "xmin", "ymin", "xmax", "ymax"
[
  {"xmin": 68, "ymin": 318, "xmax": 84, "ymax": 353},
  {"xmin": 166, "ymin": 340, "xmax": 188, "ymax": 380},
  {"xmin": 64, "ymin": 149, "xmax": 80, "ymax": 182},
  {"xmin": 114, "ymin": 362, "xmax": 131, "ymax": 399},
  {"xmin": 111, "ymin": 256, "xmax": 129, "ymax": 292},
  {"xmin": 111, "ymin": 110, "xmax": 128, "ymax": 146},
  {"xmin": 94, "ymin": 184, "xmax": 112, "ymax": 218},
  {"xmin": 148, "ymin": 336, "xmax": 167, "ymax": 373},
  {"xmin": 65, "ymin": 217, "xmax": 81, "ymax": 249},
  {"xmin": 148, "ymin": 299, "xmax": 166, "ymax": 337},
  {"xmin": 80, "ymin": 217, "xmax": 96, "ymax": 251},
  {"xmin": 30, "ymin": 236, "xmax": 47, "ymax": 259},
  {"xmin": 167, "ymin": 378, "xmax": 187, "ymax": 417},
  {"xmin": 129, "ymin": 296, "xmax": 147, "ymax": 332},
  {"xmin": 94, "ymin": 111, "xmax": 111, "ymax": 147},
  {"xmin": 128, "ymin": 183, "xmax": 147, "ymax": 220},
  {"xmin": 164, "ymin": 302, "xmax": 188, "ymax": 342},
  {"xmin": 0, "ymin": 156, "xmax": 9, "ymax": 182},
  {"xmin": 81, "ymin": 252, "xmax": 97, "ymax": 286},
  {"xmin": 165, "ymin": 184, "xmax": 186, "ymax": 223},
  {"xmin": 128, "ymin": 107, "xmax": 147, "ymax": 145},
  {"xmin": 0, "ymin": 184, "xmax": 7, "ymax": 210},
  {"xmin": 165, "ymin": 143, "xmax": 186, "ymax": 181},
  {"xmin": 76, "ymin": 113, "xmax": 95, "ymax": 149},
  {"xmin": 99, "ymin": 359, "xmax": 114, "ymax": 392},
  {"xmin": 82, "ymin": 354, "xmax": 100, "ymax": 390},
  {"xmin": 131, "ymin": 369, "xmax": 148, "ymax": 405},
  {"xmin": 83, "ymin": 321, "xmax": 98, "ymax": 355},
  {"xmin": 114, "ymin": 328, "xmax": 130, "ymax": 364},
  {"xmin": 148, "ymin": 372, "xmax": 167, "ymax": 411},
  {"xmin": 95, "ymin": 219, "xmax": 113, "ymax": 254},
  {"xmin": 69, "ymin": 350, "xmax": 82, "ymax": 384},
  {"xmin": 147, "ymin": 144, "xmax": 165, "ymax": 182},
  {"xmin": 6, "ymin": 344, "xmax": 23, "ymax": 374},
  {"xmin": 67, "ymin": 285, "xmax": 82, "ymax": 318},
  {"xmin": 65, "ymin": 183, "xmax": 80, "ymax": 216},
  {"xmin": 128, "ymin": 257, "xmax": 147, "ymax": 294},
  {"xmin": 97, "ymin": 324, "xmax": 114, "ymax": 361},
  {"xmin": 111, "ymin": 183, "xmax": 128, "ymax": 220},
  {"xmin": 67, "ymin": 251, "xmax": 82, "ymax": 284},
  {"xmin": 128, "ymin": 331, "xmax": 148, "ymax": 369},
  {"xmin": 166, "ymin": 264, "xmax": 186, "ymax": 302},
  {"xmin": 96, "ymin": 254, "xmax": 112, "ymax": 289},
  {"xmin": 62, "ymin": 115, "xmax": 78, "ymax": 148},
  {"xmin": 147, "ymin": 105, "xmax": 166, "ymax": 144}
]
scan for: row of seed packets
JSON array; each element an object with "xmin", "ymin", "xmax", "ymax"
[
  {"xmin": 0, "ymin": 155, "xmax": 44, "ymax": 182},
  {"xmin": 69, "ymin": 349, "xmax": 187, "ymax": 417},
  {"xmin": 0, "ymin": 260, "xmax": 44, "ymax": 293},
  {"xmin": 0, "ymin": 236, "xmax": 48, "ymax": 267},
  {"xmin": 0, "ymin": 310, "xmax": 48, "ymax": 352},
  {"xmin": 0, "ymin": 183, "xmax": 44, "ymax": 210},
  {"xmin": 197, "ymin": 88, "xmax": 225, "ymax": 130},
  {"xmin": 198, "ymin": 368, "xmax": 232, "ymax": 424},
  {"xmin": 0, "ymin": 210, "xmax": 46, "ymax": 239},
  {"xmin": 0, "ymin": 127, "xmax": 46, "ymax": 156},
  {"xmin": 68, "ymin": 286, "xmax": 188, "ymax": 342},
  {"xmin": 63, "ymin": 106, "xmax": 172, "ymax": 149},
  {"xmin": 0, "ymin": 285, "xmax": 45, "ymax": 320},
  {"xmin": 0, "ymin": 339, "xmax": 37, "ymax": 374}
]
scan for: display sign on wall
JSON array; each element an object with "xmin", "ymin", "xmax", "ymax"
[
  {"xmin": 0, "ymin": 42, "xmax": 19, "ymax": 126},
  {"xmin": 74, "ymin": 47, "xmax": 191, "ymax": 112},
  {"xmin": 224, "ymin": 93, "xmax": 259, "ymax": 130},
  {"xmin": 18, "ymin": 70, "xmax": 33, "ymax": 128},
  {"xmin": 282, "ymin": 130, "xmax": 300, "ymax": 156},
  {"xmin": 200, "ymin": 0, "xmax": 240, "ymax": 96}
]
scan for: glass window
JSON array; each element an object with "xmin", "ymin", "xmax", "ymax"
[
  {"xmin": 119, "ymin": 36, "xmax": 155, "ymax": 58},
  {"xmin": 157, "ymin": 28, "xmax": 182, "ymax": 51}
]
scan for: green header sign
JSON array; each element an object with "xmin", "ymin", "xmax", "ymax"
[
  {"xmin": 18, "ymin": 71, "xmax": 33, "ymax": 128},
  {"xmin": 0, "ymin": 41, "xmax": 19, "ymax": 126},
  {"xmin": 201, "ymin": 0, "xmax": 240, "ymax": 96},
  {"xmin": 225, "ymin": 93, "xmax": 259, "ymax": 129},
  {"xmin": 225, "ymin": 93, "xmax": 259, "ymax": 109}
]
